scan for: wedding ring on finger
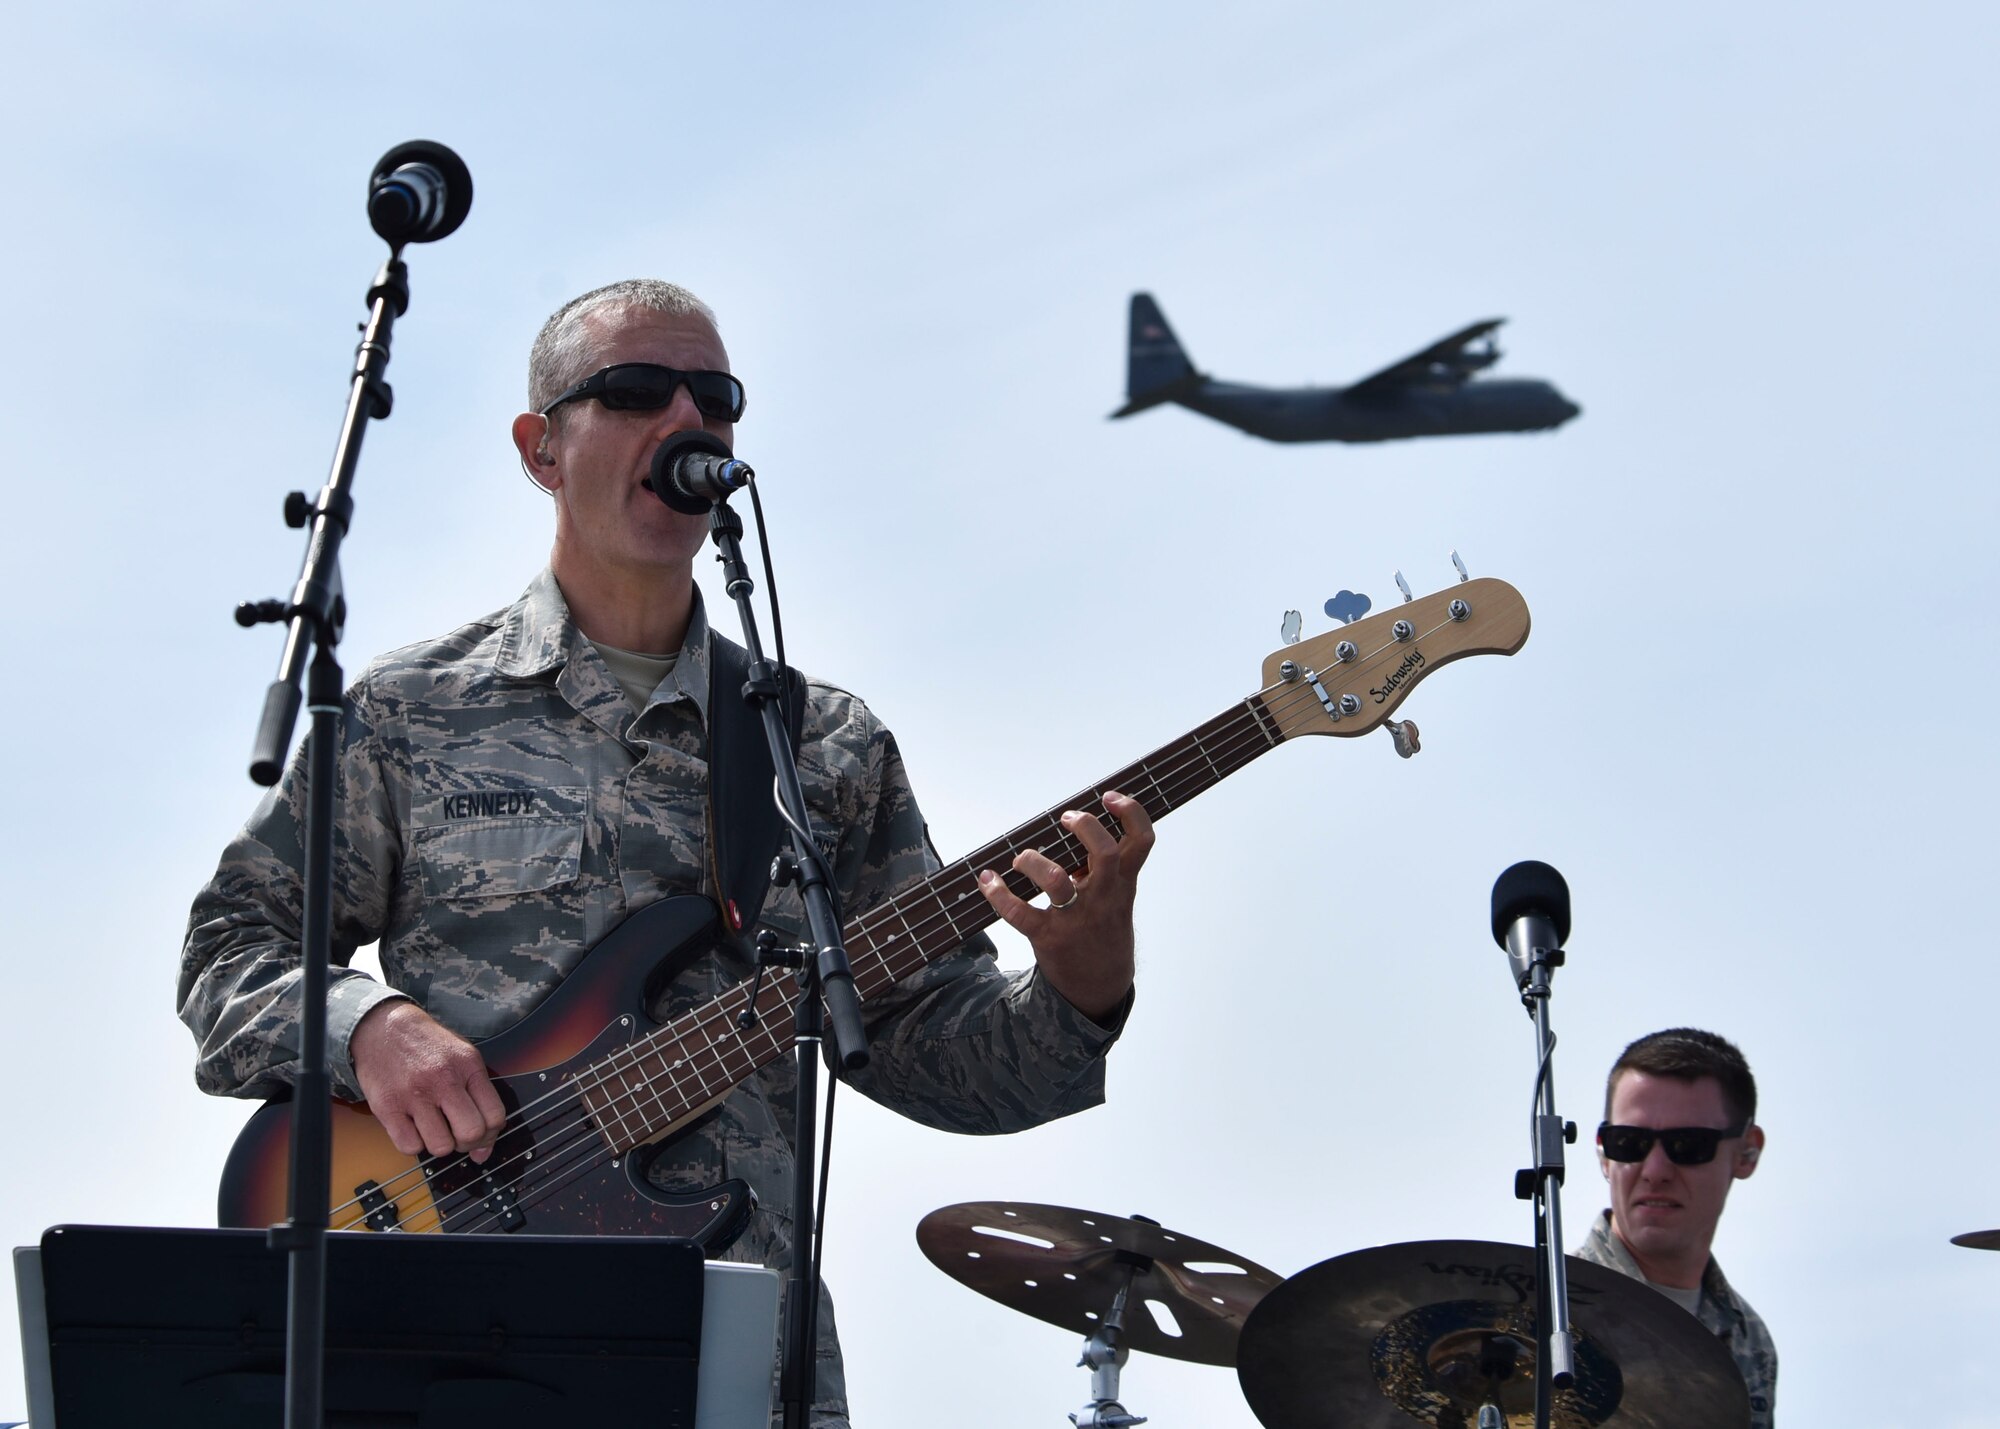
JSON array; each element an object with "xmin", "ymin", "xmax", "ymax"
[{"xmin": 1047, "ymin": 884, "xmax": 1080, "ymax": 911}]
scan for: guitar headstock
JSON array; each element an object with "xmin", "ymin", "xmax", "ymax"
[{"xmin": 1256, "ymin": 577, "xmax": 1530, "ymax": 740}]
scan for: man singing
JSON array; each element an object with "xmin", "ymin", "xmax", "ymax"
[{"xmin": 180, "ymin": 278, "xmax": 1154, "ymax": 1427}]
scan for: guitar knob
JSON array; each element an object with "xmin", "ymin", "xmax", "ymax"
[{"xmin": 1385, "ymin": 719, "xmax": 1421, "ymax": 759}]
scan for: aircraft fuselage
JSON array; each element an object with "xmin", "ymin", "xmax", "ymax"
[
  {"xmin": 1111, "ymin": 294, "xmax": 1582, "ymax": 446},
  {"xmin": 1173, "ymin": 376, "xmax": 1581, "ymax": 443}
]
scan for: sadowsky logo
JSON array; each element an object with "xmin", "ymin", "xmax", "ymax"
[{"xmin": 1370, "ymin": 647, "xmax": 1426, "ymax": 704}]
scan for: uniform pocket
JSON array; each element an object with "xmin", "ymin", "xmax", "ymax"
[{"xmin": 412, "ymin": 784, "xmax": 589, "ymax": 900}]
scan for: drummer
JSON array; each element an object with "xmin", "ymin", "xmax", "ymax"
[{"xmin": 1575, "ymin": 1028, "xmax": 1776, "ymax": 1427}]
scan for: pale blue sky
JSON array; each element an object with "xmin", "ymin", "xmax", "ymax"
[{"xmin": 3, "ymin": 5, "xmax": 1996, "ymax": 1425}]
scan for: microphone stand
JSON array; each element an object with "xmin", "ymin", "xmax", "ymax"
[
  {"xmin": 1510, "ymin": 939, "xmax": 1576, "ymax": 1429},
  {"xmin": 702, "ymin": 497, "xmax": 871, "ymax": 1429},
  {"xmin": 235, "ymin": 250, "xmax": 410, "ymax": 1429}
]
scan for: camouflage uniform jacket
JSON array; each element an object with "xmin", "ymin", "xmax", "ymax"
[
  {"xmin": 1575, "ymin": 1209, "xmax": 1776, "ymax": 1427},
  {"xmin": 179, "ymin": 570, "xmax": 1128, "ymax": 1425}
]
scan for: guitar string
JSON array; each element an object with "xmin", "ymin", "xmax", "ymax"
[
  {"xmin": 455, "ymin": 609, "xmax": 1472, "ymax": 1231},
  {"xmin": 433, "ymin": 984, "xmax": 801, "ymax": 1234},
  {"xmin": 327, "ymin": 627, "xmax": 1403, "ymax": 1232},
  {"xmin": 820, "ymin": 607, "xmax": 1458, "ymax": 998},
  {"xmin": 439, "ymin": 988, "xmax": 804, "ymax": 1235},
  {"xmin": 333, "ymin": 696, "xmax": 1272, "ymax": 1233},
  {"xmin": 424, "ymin": 685, "xmax": 1306, "ymax": 1239},
  {"xmin": 383, "ymin": 981, "xmax": 799, "ymax": 1234},
  {"xmin": 330, "ymin": 687, "xmax": 1282, "ymax": 1232},
  {"xmin": 383, "ymin": 979, "xmax": 798, "ymax": 1235},
  {"xmin": 375, "ymin": 694, "xmax": 1386, "ymax": 1229},
  {"xmin": 322, "ymin": 609, "xmax": 1459, "ymax": 1229},
  {"xmin": 320, "ymin": 608, "xmax": 1475, "ymax": 1229}
]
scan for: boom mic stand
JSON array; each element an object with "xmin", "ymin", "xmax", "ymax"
[
  {"xmin": 1490, "ymin": 861, "xmax": 1577, "ymax": 1429},
  {"xmin": 233, "ymin": 140, "xmax": 470, "ymax": 1429},
  {"xmin": 683, "ymin": 461, "xmax": 870, "ymax": 1429}
]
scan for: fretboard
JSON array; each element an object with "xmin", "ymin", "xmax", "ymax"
[
  {"xmin": 577, "ymin": 694, "xmax": 1285, "ymax": 1151},
  {"xmin": 844, "ymin": 696, "xmax": 1284, "ymax": 1000}
]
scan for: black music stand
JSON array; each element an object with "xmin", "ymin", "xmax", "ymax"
[{"xmin": 28, "ymin": 1225, "xmax": 704, "ymax": 1428}]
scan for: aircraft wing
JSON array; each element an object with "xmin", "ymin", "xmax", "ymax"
[{"xmin": 1344, "ymin": 318, "xmax": 1506, "ymax": 399}]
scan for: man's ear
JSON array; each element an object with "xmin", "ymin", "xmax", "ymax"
[
  {"xmin": 511, "ymin": 412, "xmax": 558, "ymax": 491},
  {"xmin": 1734, "ymin": 1124, "xmax": 1764, "ymax": 1181}
]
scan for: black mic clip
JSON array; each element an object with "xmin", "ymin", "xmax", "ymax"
[
  {"xmin": 736, "ymin": 929, "xmax": 810, "ymax": 1031},
  {"xmin": 1514, "ymin": 1117, "xmax": 1578, "ymax": 1200}
]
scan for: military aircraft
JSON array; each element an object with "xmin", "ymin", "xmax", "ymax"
[{"xmin": 1109, "ymin": 292, "xmax": 1580, "ymax": 443}]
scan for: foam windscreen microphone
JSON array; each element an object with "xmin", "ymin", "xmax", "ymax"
[{"xmin": 1491, "ymin": 860, "xmax": 1571, "ymax": 991}]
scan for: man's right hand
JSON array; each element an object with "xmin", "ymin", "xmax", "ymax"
[{"xmin": 350, "ymin": 1000, "xmax": 507, "ymax": 1164}]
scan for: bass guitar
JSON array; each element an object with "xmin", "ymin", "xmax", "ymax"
[{"xmin": 219, "ymin": 577, "xmax": 1530, "ymax": 1250}]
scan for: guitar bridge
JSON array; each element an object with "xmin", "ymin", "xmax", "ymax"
[
  {"xmin": 478, "ymin": 1172, "xmax": 526, "ymax": 1232},
  {"xmin": 354, "ymin": 1178, "xmax": 404, "ymax": 1232}
]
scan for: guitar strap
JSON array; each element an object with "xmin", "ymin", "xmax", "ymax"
[{"xmin": 704, "ymin": 630, "xmax": 808, "ymax": 940}]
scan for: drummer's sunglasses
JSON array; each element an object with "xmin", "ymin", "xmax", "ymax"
[
  {"xmin": 542, "ymin": 363, "xmax": 746, "ymax": 423},
  {"xmin": 1597, "ymin": 1122, "xmax": 1748, "ymax": 1166}
]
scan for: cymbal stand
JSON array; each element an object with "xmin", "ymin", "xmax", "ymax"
[{"xmin": 1070, "ymin": 1265, "xmax": 1147, "ymax": 1429}]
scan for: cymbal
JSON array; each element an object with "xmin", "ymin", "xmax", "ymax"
[
  {"xmin": 1236, "ymin": 1239, "xmax": 1749, "ymax": 1429},
  {"xmin": 916, "ymin": 1201, "xmax": 1283, "ymax": 1366},
  {"xmin": 1951, "ymin": 1229, "xmax": 2000, "ymax": 1250}
]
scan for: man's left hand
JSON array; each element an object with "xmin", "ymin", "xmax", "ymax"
[{"xmin": 976, "ymin": 789, "xmax": 1154, "ymax": 1021}]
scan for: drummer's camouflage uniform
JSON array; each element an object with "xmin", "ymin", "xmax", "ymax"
[
  {"xmin": 1576, "ymin": 1209, "xmax": 1776, "ymax": 1427},
  {"xmin": 180, "ymin": 570, "xmax": 1129, "ymax": 1428}
]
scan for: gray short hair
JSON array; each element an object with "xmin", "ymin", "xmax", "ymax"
[{"xmin": 527, "ymin": 279, "xmax": 720, "ymax": 415}]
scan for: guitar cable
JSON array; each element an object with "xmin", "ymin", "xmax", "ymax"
[
  {"xmin": 745, "ymin": 469, "xmax": 840, "ymax": 1402},
  {"xmin": 746, "ymin": 472, "xmax": 843, "ymax": 919},
  {"xmin": 805, "ymin": 1073, "xmax": 836, "ymax": 1407}
]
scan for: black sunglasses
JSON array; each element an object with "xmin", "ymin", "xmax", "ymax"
[
  {"xmin": 1597, "ymin": 1122, "xmax": 1749, "ymax": 1166},
  {"xmin": 541, "ymin": 363, "xmax": 746, "ymax": 422}
]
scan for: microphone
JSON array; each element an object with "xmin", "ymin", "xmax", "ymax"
[
  {"xmin": 367, "ymin": 141, "xmax": 473, "ymax": 245},
  {"xmin": 1491, "ymin": 860, "xmax": 1571, "ymax": 991},
  {"xmin": 645, "ymin": 430, "xmax": 755, "ymax": 513}
]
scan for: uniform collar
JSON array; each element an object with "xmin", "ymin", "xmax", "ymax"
[
  {"xmin": 1586, "ymin": 1208, "xmax": 1736, "ymax": 1308},
  {"xmin": 1585, "ymin": 1208, "xmax": 1644, "ymax": 1278},
  {"xmin": 493, "ymin": 567, "xmax": 573, "ymax": 678},
  {"xmin": 493, "ymin": 567, "xmax": 713, "ymax": 723}
]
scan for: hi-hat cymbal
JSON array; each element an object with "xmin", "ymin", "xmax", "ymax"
[
  {"xmin": 1951, "ymin": 1229, "xmax": 2000, "ymax": 1250},
  {"xmin": 916, "ymin": 1201, "xmax": 1283, "ymax": 1366},
  {"xmin": 1236, "ymin": 1239, "xmax": 1748, "ymax": 1429}
]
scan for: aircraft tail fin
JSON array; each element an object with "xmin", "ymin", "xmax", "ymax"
[{"xmin": 1111, "ymin": 292, "xmax": 1201, "ymax": 418}]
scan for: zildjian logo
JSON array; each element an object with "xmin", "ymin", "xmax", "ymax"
[
  {"xmin": 1370, "ymin": 647, "xmax": 1426, "ymax": 705},
  {"xmin": 1420, "ymin": 1260, "xmax": 1537, "ymax": 1303}
]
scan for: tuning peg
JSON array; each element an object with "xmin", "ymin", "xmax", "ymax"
[
  {"xmin": 1324, "ymin": 590, "xmax": 1372, "ymax": 626},
  {"xmin": 1280, "ymin": 610, "xmax": 1302, "ymax": 646},
  {"xmin": 1384, "ymin": 718, "xmax": 1421, "ymax": 759},
  {"xmin": 1451, "ymin": 550, "xmax": 1469, "ymax": 583},
  {"xmin": 1394, "ymin": 571, "xmax": 1414, "ymax": 603}
]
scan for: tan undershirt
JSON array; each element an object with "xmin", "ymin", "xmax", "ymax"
[
  {"xmin": 1647, "ymin": 1277, "xmax": 1703, "ymax": 1316},
  {"xmin": 592, "ymin": 639, "xmax": 679, "ymax": 711}
]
